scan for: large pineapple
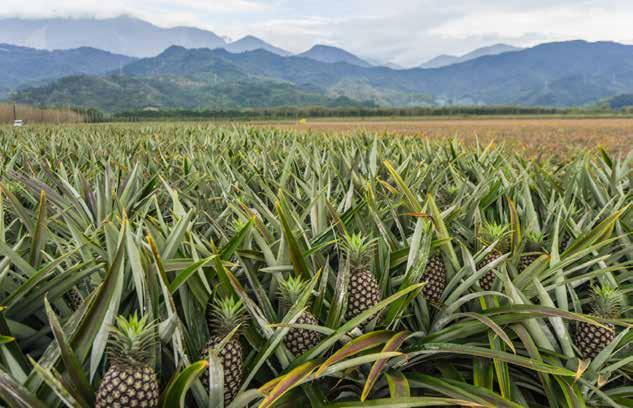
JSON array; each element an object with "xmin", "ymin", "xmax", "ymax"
[
  {"xmin": 343, "ymin": 234, "xmax": 381, "ymax": 322},
  {"xmin": 574, "ymin": 286, "xmax": 622, "ymax": 360},
  {"xmin": 278, "ymin": 276, "xmax": 323, "ymax": 356},
  {"xmin": 95, "ymin": 314, "xmax": 159, "ymax": 408},
  {"xmin": 519, "ymin": 232, "xmax": 544, "ymax": 272},
  {"xmin": 201, "ymin": 297, "xmax": 246, "ymax": 405},
  {"xmin": 421, "ymin": 253, "xmax": 446, "ymax": 303},
  {"xmin": 477, "ymin": 223, "xmax": 509, "ymax": 291}
]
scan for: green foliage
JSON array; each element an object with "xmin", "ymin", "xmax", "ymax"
[
  {"xmin": 13, "ymin": 75, "xmax": 376, "ymax": 113},
  {"xmin": 0, "ymin": 124, "xmax": 630, "ymax": 407}
]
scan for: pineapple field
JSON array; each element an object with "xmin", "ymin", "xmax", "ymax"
[{"xmin": 0, "ymin": 123, "xmax": 631, "ymax": 407}]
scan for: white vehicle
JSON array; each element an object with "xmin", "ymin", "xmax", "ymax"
[{"xmin": 13, "ymin": 120, "xmax": 24, "ymax": 127}]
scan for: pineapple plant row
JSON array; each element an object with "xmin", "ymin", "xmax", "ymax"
[{"xmin": 0, "ymin": 124, "xmax": 630, "ymax": 407}]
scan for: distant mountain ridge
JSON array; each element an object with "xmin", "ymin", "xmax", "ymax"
[
  {"xmin": 225, "ymin": 36, "xmax": 291, "ymax": 56},
  {"xmin": 0, "ymin": 16, "xmax": 294, "ymax": 58},
  {"xmin": 420, "ymin": 44, "xmax": 522, "ymax": 68},
  {"xmin": 298, "ymin": 45, "xmax": 372, "ymax": 67},
  {"xmin": 0, "ymin": 43, "xmax": 134, "ymax": 97}
]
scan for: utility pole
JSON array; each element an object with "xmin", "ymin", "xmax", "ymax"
[{"xmin": 12, "ymin": 103, "xmax": 16, "ymax": 122}]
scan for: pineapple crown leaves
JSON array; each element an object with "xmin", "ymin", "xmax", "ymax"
[
  {"xmin": 209, "ymin": 296, "xmax": 247, "ymax": 335},
  {"xmin": 231, "ymin": 216, "xmax": 249, "ymax": 233},
  {"xmin": 340, "ymin": 233, "xmax": 376, "ymax": 274},
  {"xmin": 278, "ymin": 275, "xmax": 311, "ymax": 307},
  {"xmin": 524, "ymin": 231, "xmax": 545, "ymax": 251},
  {"xmin": 479, "ymin": 222, "xmax": 510, "ymax": 253},
  {"xmin": 107, "ymin": 314, "xmax": 157, "ymax": 368},
  {"xmin": 446, "ymin": 184, "xmax": 460, "ymax": 196},
  {"xmin": 590, "ymin": 285, "xmax": 623, "ymax": 319}
]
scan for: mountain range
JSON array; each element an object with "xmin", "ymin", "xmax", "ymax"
[
  {"xmin": 2, "ymin": 16, "xmax": 633, "ymax": 112},
  {"xmin": 8, "ymin": 40, "xmax": 633, "ymax": 112},
  {"xmin": 419, "ymin": 44, "xmax": 523, "ymax": 68}
]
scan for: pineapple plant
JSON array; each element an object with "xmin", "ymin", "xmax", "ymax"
[
  {"xmin": 519, "ymin": 232, "xmax": 544, "ymax": 272},
  {"xmin": 477, "ymin": 223, "xmax": 509, "ymax": 291},
  {"xmin": 278, "ymin": 276, "xmax": 323, "ymax": 356},
  {"xmin": 95, "ymin": 314, "xmax": 159, "ymax": 408},
  {"xmin": 201, "ymin": 297, "xmax": 246, "ymax": 405},
  {"xmin": 343, "ymin": 233, "xmax": 382, "ymax": 322},
  {"xmin": 421, "ymin": 253, "xmax": 446, "ymax": 303},
  {"xmin": 574, "ymin": 285, "xmax": 622, "ymax": 360}
]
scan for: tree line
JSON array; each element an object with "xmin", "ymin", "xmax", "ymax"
[{"xmin": 111, "ymin": 105, "xmax": 568, "ymax": 122}]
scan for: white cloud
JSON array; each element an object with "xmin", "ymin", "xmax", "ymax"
[
  {"xmin": 430, "ymin": 4, "xmax": 633, "ymax": 42},
  {"xmin": 0, "ymin": 0, "xmax": 271, "ymax": 22}
]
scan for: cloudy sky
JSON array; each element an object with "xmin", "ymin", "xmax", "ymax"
[{"xmin": 2, "ymin": 0, "xmax": 633, "ymax": 66}]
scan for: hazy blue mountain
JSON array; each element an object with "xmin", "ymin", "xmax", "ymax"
[
  {"xmin": 119, "ymin": 40, "xmax": 633, "ymax": 106},
  {"xmin": 0, "ymin": 16, "xmax": 227, "ymax": 57},
  {"xmin": 420, "ymin": 44, "xmax": 522, "ymax": 68},
  {"xmin": 226, "ymin": 36, "xmax": 291, "ymax": 56},
  {"xmin": 11, "ymin": 40, "xmax": 633, "ymax": 109},
  {"xmin": 298, "ymin": 45, "xmax": 372, "ymax": 67},
  {"xmin": 0, "ymin": 17, "xmax": 297, "ymax": 58},
  {"xmin": 0, "ymin": 44, "xmax": 134, "ymax": 97}
]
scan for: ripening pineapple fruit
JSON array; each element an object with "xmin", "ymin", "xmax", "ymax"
[
  {"xmin": 477, "ymin": 223, "xmax": 509, "ymax": 291},
  {"xmin": 421, "ymin": 253, "xmax": 446, "ymax": 303},
  {"xmin": 436, "ymin": 184, "xmax": 459, "ymax": 208},
  {"xmin": 95, "ymin": 314, "xmax": 159, "ymax": 408},
  {"xmin": 519, "ymin": 232, "xmax": 544, "ymax": 272},
  {"xmin": 343, "ymin": 234, "xmax": 381, "ymax": 322},
  {"xmin": 201, "ymin": 297, "xmax": 246, "ymax": 405},
  {"xmin": 559, "ymin": 234, "xmax": 571, "ymax": 253},
  {"xmin": 278, "ymin": 276, "xmax": 323, "ymax": 356},
  {"xmin": 65, "ymin": 286, "xmax": 84, "ymax": 311},
  {"xmin": 574, "ymin": 285, "xmax": 622, "ymax": 359}
]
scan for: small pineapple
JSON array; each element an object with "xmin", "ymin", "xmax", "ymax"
[
  {"xmin": 343, "ymin": 234, "xmax": 382, "ymax": 322},
  {"xmin": 421, "ymin": 253, "xmax": 446, "ymax": 303},
  {"xmin": 519, "ymin": 232, "xmax": 544, "ymax": 272},
  {"xmin": 201, "ymin": 297, "xmax": 246, "ymax": 405},
  {"xmin": 574, "ymin": 285, "xmax": 622, "ymax": 360},
  {"xmin": 435, "ymin": 184, "xmax": 459, "ymax": 208},
  {"xmin": 65, "ymin": 286, "xmax": 84, "ymax": 311},
  {"xmin": 477, "ymin": 223, "xmax": 509, "ymax": 291},
  {"xmin": 559, "ymin": 234, "xmax": 571, "ymax": 253},
  {"xmin": 95, "ymin": 314, "xmax": 159, "ymax": 408},
  {"xmin": 278, "ymin": 276, "xmax": 322, "ymax": 356}
]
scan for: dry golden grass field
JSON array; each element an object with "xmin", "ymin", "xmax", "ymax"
[{"xmin": 256, "ymin": 117, "xmax": 633, "ymax": 155}]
